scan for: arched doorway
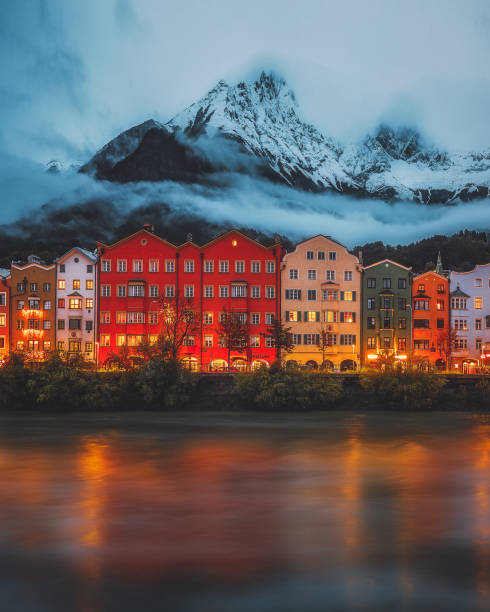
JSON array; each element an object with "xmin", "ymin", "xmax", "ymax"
[
  {"xmin": 286, "ymin": 359, "xmax": 298, "ymax": 369},
  {"xmin": 231, "ymin": 357, "xmax": 248, "ymax": 372},
  {"xmin": 210, "ymin": 359, "xmax": 228, "ymax": 372},
  {"xmin": 321, "ymin": 360, "xmax": 334, "ymax": 371},
  {"xmin": 340, "ymin": 359, "xmax": 356, "ymax": 371},
  {"xmin": 305, "ymin": 360, "xmax": 318, "ymax": 369},
  {"xmin": 463, "ymin": 359, "xmax": 478, "ymax": 374},
  {"xmin": 182, "ymin": 356, "xmax": 199, "ymax": 371},
  {"xmin": 251, "ymin": 359, "xmax": 269, "ymax": 371}
]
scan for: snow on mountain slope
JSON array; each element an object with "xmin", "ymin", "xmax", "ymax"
[{"xmin": 80, "ymin": 72, "xmax": 490, "ymax": 203}]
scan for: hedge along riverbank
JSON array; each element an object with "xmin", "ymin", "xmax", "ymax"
[{"xmin": 0, "ymin": 356, "xmax": 489, "ymax": 411}]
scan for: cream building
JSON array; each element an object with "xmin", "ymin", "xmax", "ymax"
[{"xmin": 281, "ymin": 235, "xmax": 362, "ymax": 370}]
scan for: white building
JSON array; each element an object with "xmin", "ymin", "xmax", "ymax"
[
  {"xmin": 55, "ymin": 248, "xmax": 97, "ymax": 362},
  {"xmin": 449, "ymin": 263, "xmax": 490, "ymax": 372}
]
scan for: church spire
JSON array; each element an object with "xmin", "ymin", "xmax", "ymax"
[{"xmin": 435, "ymin": 251, "xmax": 443, "ymax": 275}]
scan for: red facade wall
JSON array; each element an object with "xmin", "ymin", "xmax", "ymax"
[
  {"xmin": 0, "ymin": 277, "xmax": 9, "ymax": 363},
  {"xmin": 412, "ymin": 271, "xmax": 450, "ymax": 369},
  {"xmin": 97, "ymin": 228, "xmax": 281, "ymax": 370}
]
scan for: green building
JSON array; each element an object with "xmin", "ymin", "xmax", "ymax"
[{"xmin": 362, "ymin": 259, "xmax": 412, "ymax": 367}]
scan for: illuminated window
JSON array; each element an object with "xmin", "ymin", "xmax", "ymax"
[
  {"xmin": 204, "ymin": 335, "xmax": 213, "ymax": 347},
  {"xmin": 85, "ymin": 342, "xmax": 93, "ymax": 353},
  {"xmin": 398, "ymin": 338, "xmax": 407, "ymax": 351},
  {"xmin": 324, "ymin": 310, "xmax": 338, "ymax": 323},
  {"xmin": 204, "ymin": 260, "xmax": 214, "ymax": 273},
  {"xmin": 68, "ymin": 340, "xmax": 81, "ymax": 353},
  {"xmin": 84, "ymin": 279, "xmax": 93, "ymax": 290},
  {"xmin": 100, "ymin": 312, "xmax": 111, "ymax": 324},
  {"xmin": 203, "ymin": 312, "xmax": 213, "ymax": 325},
  {"xmin": 57, "ymin": 341, "xmax": 64, "ymax": 351},
  {"xmin": 250, "ymin": 336, "xmax": 260, "ymax": 348},
  {"xmin": 184, "ymin": 260, "xmax": 195, "ymax": 273},
  {"xmin": 0, "ymin": 314, "xmax": 5, "ymax": 327},
  {"xmin": 43, "ymin": 341, "xmax": 51, "ymax": 352},
  {"xmin": 307, "ymin": 311, "xmax": 318, "ymax": 322},
  {"xmin": 149, "ymin": 259, "xmax": 159, "ymax": 273},
  {"xmin": 116, "ymin": 335, "xmax": 126, "ymax": 347},
  {"xmin": 57, "ymin": 280, "xmax": 65, "ymax": 290},
  {"xmin": 127, "ymin": 335, "xmax": 144, "ymax": 347},
  {"xmin": 418, "ymin": 284, "xmax": 425, "ymax": 292},
  {"xmin": 72, "ymin": 280, "xmax": 80, "ymax": 290},
  {"xmin": 436, "ymin": 300, "xmax": 444, "ymax": 311},
  {"xmin": 343, "ymin": 291, "xmax": 353, "ymax": 301},
  {"xmin": 383, "ymin": 337, "xmax": 391, "ymax": 349},
  {"xmin": 287, "ymin": 311, "xmax": 298, "ymax": 322},
  {"xmin": 16, "ymin": 341, "xmax": 24, "ymax": 351},
  {"xmin": 133, "ymin": 260, "xmax": 143, "ymax": 273},
  {"xmin": 475, "ymin": 297, "xmax": 482, "ymax": 309},
  {"xmin": 85, "ymin": 298, "xmax": 94, "ymax": 309},
  {"xmin": 367, "ymin": 337, "xmax": 376, "ymax": 349},
  {"xmin": 116, "ymin": 312, "xmax": 126, "ymax": 324},
  {"xmin": 165, "ymin": 260, "xmax": 175, "ymax": 273},
  {"xmin": 323, "ymin": 289, "xmax": 338, "ymax": 301},
  {"xmin": 69, "ymin": 298, "xmax": 82, "ymax": 309},
  {"xmin": 100, "ymin": 335, "xmax": 110, "ymax": 347},
  {"xmin": 127, "ymin": 312, "xmax": 145, "ymax": 324},
  {"xmin": 342, "ymin": 312, "xmax": 354, "ymax": 323}
]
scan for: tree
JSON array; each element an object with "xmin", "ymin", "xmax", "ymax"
[
  {"xmin": 316, "ymin": 322, "xmax": 333, "ymax": 368},
  {"xmin": 261, "ymin": 316, "xmax": 294, "ymax": 362},
  {"xmin": 157, "ymin": 292, "xmax": 201, "ymax": 360},
  {"xmin": 216, "ymin": 308, "xmax": 248, "ymax": 368}
]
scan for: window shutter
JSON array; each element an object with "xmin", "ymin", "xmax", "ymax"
[
  {"xmin": 298, "ymin": 290, "xmax": 302, "ymax": 299},
  {"xmin": 315, "ymin": 334, "xmax": 320, "ymax": 345},
  {"xmin": 303, "ymin": 334, "xmax": 308, "ymax": 345},
  {"xmin": 340, "ymin": 312, "xmax": 344, "ymax": 323},
  {"xmin": 285, "ymin": 311, "xmax": 289, "ymax": 322},
  {"xmin": 296, "ymin": 334, "xmax": 301, "ymax": 345},
  {"xmin": 304, "ymin": 311, "xmax": 308, "ymax": 321},
  {"xmin": 352, "ymin": 335, "xmax": 356, "ymax": 345},
  {"xmin": 316, "ymin": 311, "xmax": 320, "ymax": 321},
  {"xmin": 297, "ymin": 311, "xmax": 302, "ymax": 322},
  {"xmin": 352, "ymin": 312, "xmax": 356, "ymax": 322},
  {"xmin": 340, "ymin": 291, "xmax": 345, "ymax": 301},
  {"xmin": 352, "ymin": 291, "xmax": 356, "ymax": 301}
]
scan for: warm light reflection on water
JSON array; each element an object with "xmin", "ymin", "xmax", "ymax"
[{"xmin": 0, "ymin": 412, "xmax": 489, "ymax": 611}]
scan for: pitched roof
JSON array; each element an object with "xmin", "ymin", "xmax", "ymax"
[
  {"xmin": 0, "ymin": 268, "xmax": 10, "ymax": 278},
  {"xmin": 450, "ymin": 286, "xmax": 470, "ymax": 298},
  {"xmin": 363, "ymin": 259, "xmax": 412, "ymax": 271},
  {"xmin": 56, "ymin": 247, "xmax": 97, "ymax": 264}
]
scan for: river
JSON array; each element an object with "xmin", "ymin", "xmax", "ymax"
[{"xmin": 0, "ymin": 411, "xmax": 489, "ymax": 611}]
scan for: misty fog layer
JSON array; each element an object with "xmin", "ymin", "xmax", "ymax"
[{"xmin": 1, "ymin": 153, "xmax": 489, "ymax": 248}]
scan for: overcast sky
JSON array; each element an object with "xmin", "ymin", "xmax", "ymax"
[{"xmin": 2, "ymin": 0, "xmax": 490, "ymax": 164}]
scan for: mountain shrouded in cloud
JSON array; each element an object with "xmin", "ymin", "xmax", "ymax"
[{"xmin": 80, "ymin": 72, "xmax": 490, "ymax": 204}]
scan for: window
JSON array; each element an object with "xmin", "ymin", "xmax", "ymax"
[
  {"xmin": 414, "ymin": 340, "xmax": 429, "ymax": 350},
  {"xmin": 204, "ymin": 285, "xmax": 214, "ymax": 298},
  {"xmin": 251, "ymin": 286, "xmax": 260, "ymax": 298},
  {"xmin": 59, "ymin": 264, "xmax": 65, "ymax": 273},
  {"xmin": 266, "ymin": 313, "xmax": 274, "ymax": 325},
  {"xmin": 100, "ymin": 335, "xmax": 110, "ymax": 347},
  {"xmin": 133, "ymin": 260, "xmax": 143, "ymax": 273},
  {"xmin": 476, "ymin": 338, "xmax": 482, "ymax": 351},
  {"xmin": 436, "ymin": 300, "xmax": 444, "ymax": 311},
  {"xmin": 265, "ymin": 336, "xmax": 274, "ymax": 348},
  {"xmin": 184, "ymin": 260, "xmax": 195, "ymax": 273},
  {"xmin": 127, "ymin": 335, "xmax": 144, "ymax": 347},
  {"xmin": 454, "ymin": 339, "xmax": 467, "ymax": 350},
  {"xmin": 101, "ymin": 285, "xmax": 111, "ymax": 297},
  {"xmin": 86, "ymin": 280, "xmax": 93, "ymax": 290},
  {"xmin": 87, "ymin": 265, "xmax": 93, "ymax": 273},
  {"xmin": 43, "ymin": 320, "xmax": 51, "ymax": 330},
  {"xmin": 43, "ymin": 341, "xmax": 51, "ymax": 352},
  {"xmin": 475, "ymin": 319, "xmax": 482, "ymax": 330},
  {"xmin": 382, "ymin": 297, "xmax": 392, "ymax": 309},
  {"xmin": 475, "ymin": 278, "xmax": 482, "ymax": 287},
  {"xmin": 383, "ymin": 337, "xmax": 391, "ymax": 349},
  {"xmin": 30, "ymin": 282, "xmax": 38, "ymax": 292},
  {"xmin": 328, "ymin": 251, "xmax": 337, "ymax": 261},
  {"xmin": 285, "ymin": 289, "xmax": 301, "ymax": 300},
  {"xmin": 306, "ymin": 250, "xmax": 314, "ymax": 260},
  {"xmin": 100, "ymin": 311, "xmax": 110, "ymax": 324},
  {"xmin": 398, "ymin": 338, "xmax": 407, "ymax": 351},
  {"xmin": 72, "ymin": 280, "xmax": 80, "ymax": 290},
  {"xmin": 0, "ymin": 314, "xmax": 5, "ymax": 327},
  {"xmin": 43, "ymin": 283, "xmax": 50, "ymax": 292},
  {"xmin": 68, "ymin": 340, "xmax": 81, "ymax": 353},
  {"xmin": 398, "ymin": 278, "xmax": 406, "ymax": 289},
  {"xmin": 398, "ymin": 298, "xmax": 407, "ymax": 310},
  {"xmin": 117, "ymin": 260, "xmax": 127, "ymax": 273},
  {"xmin": 231, "ymin": 284, "xmax": 247, "ymax": 298},
  {"xmin": 116, "ymin": 312, "xmax": 126, "ymax": 324},
  {"xmin": 0, "ymin": 293, "xmax": 5, "ymax": 307},
  {"xmin": 128, "ymin": 285, "xmax": 144, "ymax": 297},
  {"xmin": 28, "ymin": 318, "xmax": 40, "ymax": 330},
  {"xmin": 204, "ymin": 335, "xmax": 213, "ymax": 348},
  {"xmin": 306, "ymin": 311, "xmax": 318, "ymax": 322},
  {"xmin": 165, "ymin": 285, "xmax": 175, "ymax": 298},
  {"xmin": 184, "ymin": 285, "xmax": 194, "ymax": 298},
  {"xmin": 69, "ymin": 298, "xmax": 82, "ymax": 309},
  {"xmin": 340, "ymin": 334, "xmax": 356, "ymax": 346},
  {"xmin": 28, "ymin": 299, "xmax": 40, "ymax": 310},
  {"xmin": 326, "ymin": 270, "xmax": 336, "ymax": 281},
  {"xmin": 307, "ymin": 289, "xmax": 317, "ymax": 301},
  {"xmin": 367, "ymin": 337, "xmax": 376, "ymax": 349},
  {"xmin": 344, "ymin": 271, "xmax": 353, "ymax": 282},
  {"xmin": 57, "ymin": 279, "xmax": 66, "ymax": 290},
  {"xmin": 204, "ymin": 260, "xmax": 214, "ymax": 273},
  {"xmin": 235, "ymin": 261, "xmax": 245, "ymax": 273},
  {"xmin": 101, "ymin": 260, "xmax": 111, "ymax": 272},
  {"xmin": 317, "ymin": 251, "xmax": 325, "ymax": 261},
  {"xmin": 250, "ymin": 336, "xmax": 260, "ymax": 348},
  {"xmin": 251, "ymin": 313, "xmax": 260, "ymax": 325},
  {"xmin": 149, "ymin": 259, "xmax": 159, "ymax": 273},
  {"xmin": 451, "ymin": 298, "xmax": 467, "ymax": 310},
  {"xmin": 183, "ymin": 336, "xmax": 195, "ymax": 347},
  {"xmin": 16, "ymin": 341, "xmax": 24, "ymax": 351},
  {"xmin": 289, "ymin": 268, "xmax": 298, "ymax": 280},
  {"xmin": 86, "ymin": 321, "xmax": 93, "ymax": 331},
  {"xmin": 437, "ymin": 284, "xmax": 445, "ymax": 293},
  {"xmin": 68, "ymin": 319, "xmax": 81, "ymax": 330},
  {"xmin": 203, "ymin": 312, "xmax": 213, "ymax": 325},
  {"xmin": 367, "ymin": 278, "xmax": 376, "ymax": 288},
  {"xmin": 417, "ymin": 284, "xmax": 425, "ymax": 292},
  {"xmin": 383, "ymin": 317, "xmax": 392, "ymax": 329},
  {"xmin": 266, "ymin": 286, "xmax": 275, "ymax": 299},
  {"xmin": 323, "ymin": 289, "xmax": 338, "ymax": 301},
  {"xmin": 414, "ymin": 300, "xmax": 429, "ymax": 310},
  {"xmin": 324, "ymin": 310, "xmax": 338, "ymax": 323},
  {"xmin": 266, "ymin": 261, "xmax": 275, "ymax": 274},
  {"xmin": 342, "ymin": 312, "xmax": 355, "ymax": 323},
  {"xmin": 367, "ymin": 317, "xmax": 376, "ymax": 329},
  {"xmin": 292, "ymin": 334, "xmax": 302, "ymax": 345},
  {"xmin": 17, "ymin": 300, "xmax": 25, "ymax": 310},
  {"xmin": 475, "ymin": 297, "xmax": 482, "ymax": 309},
  {"xmin": 149, "ymin": 312, "xmax": 158, "ymax": 325},
  {"xmin": 149, "ymin": 285, "xmax": 159, "ymax": 298},
  {"xmin": 398, "ymin": 317, "xmax": 407, "ymax": 329},
  {"xmin": 437, "ymin": 319, "xmax": 445, "ymax": 329},
  {"xmin": 17, "ymin": 282, "xmax": 25, "ymax": 293},
  {"xmin": 117, "ymin": 285, "xmax": 126, "ymax": 297},
  {"xmin": 219, "ymin": 286, "xmax": 229, "ymax": 298},
  {"xmin": 307, "ymin": 269, "xmax": 317, "ymax": 281},
  {"xmin": 57, "ymin": 299, "xmax": 65, "ymax": 309},
  {"xmin": 342, "ymin": 291, "xmax": 354, "ymax": 301},
  {"xmin": 219, "ymin": 261, "xmax": 229, "ymax": 273},
  {"xmin": 165, "ymin": 260, "xmax": 175, "ymax": 273},
  {"xmin": 383, "ymin": 278, "xmax": 391, "ymax": 289},
  {"xmin": 303, "ymin": 334, "xmax": 320, "ymax": 345},
  {"xmin": 85, "ymin": 298, "xmax": 94, "ymax": 309},
  {"xmin": 413, "ymin": 319, "xmax": 430, "ymax": 329},
  {"xmin": 454, "ymin": 319, "xmax": 468, "ymax": 331},
  {"xmin": 57, "ymin": 341, "xmax": 64, "ymax": 351},
  {"xmin": 43, "ymin": 300, "xmax": 51, "ymax": 310},
  {"xmin": 85, "ymin": 342, "xmax": 93, "ymax": 353},
  {"xmin": 127, "ymin": 312, "xmax": 145, "ymax": 324}
]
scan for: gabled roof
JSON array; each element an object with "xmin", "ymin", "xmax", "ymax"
[
  {"xmin": 0, "ymin": 268, "xmax": 10, "ymax": 278},
  {"xmin": 201, "ymin": 229, "xmax": 279, "ymax": 251},
  {"xmin": 55, "ymin": 246, "xmax": 97, "ymax": 264},
  {"xmin": 450, "ymin": 262, "xmax": 490, "ymax": 276},
  {"xmin": 363, "ymin": 259, "xmax": 412, "ymax": 271},
  {"xmin": 414, "ymin": 270, "xmax": 448, "ymax": 281},
  {"xmin": 97, "ymin": 228, "xmax": 177, "ymax": 251},
  {"xmin": 450, "ymin": 286, "xmax": 470, "ymax": 298},
  {"xmin": 11, "ymin": 262, "xmax": 55, "ymax": 271},
  {"xmin": 286, "ymin": 234, "xmax": 359, "ymax": 262},
  {"xmin": 67, "ymin": 291, "xmax": 82, "ymax": 297}
]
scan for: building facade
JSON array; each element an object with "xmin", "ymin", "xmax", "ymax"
[
  {"xmin": 281, "ymin": 235, "xmax": 361, "ymax": 370},
  {"xmin": 55, "ymin": 248, "xmax": 97, "ymax": 361},
  {"xmin": 9, "ymin": 258, "xmax": 56, "ymax": 359},
  {"xmin": 412, "ymin": 270, "xmax": 450, "ymax": 370},
  {"xmin": 362, "ymin": 260, "xmax": 412, "ymax": 366},
  {"xmin": 0, "ymin": 269, "xmax": 9, "ymax": 364},
  {"xmin": 449, "ymin": 263, "xmax": 490, "ymax": 372}
]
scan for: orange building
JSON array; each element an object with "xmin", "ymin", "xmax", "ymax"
[
  {"xmin": 412, "ymin": 268, "xmax": 450, "ymax": 370},
  {"xmin": 10, "ymin": 257, "xmax": 56, "ymax": 360},
  {"xmin": 0, "ymin": 270, "xmax": 9, "ymax": 364}
]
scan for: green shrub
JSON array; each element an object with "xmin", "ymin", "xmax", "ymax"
[{"xmin": 135, "ymin": 358, "xmax": 197, "ymax": 409}]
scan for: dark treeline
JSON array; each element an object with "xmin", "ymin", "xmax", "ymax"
[{"xmin": 0, "ymin": 197, "xmax": 488, "ymax": 272}]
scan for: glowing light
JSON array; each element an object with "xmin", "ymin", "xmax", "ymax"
[
  {"xmin": 395, "ymin": 354, "xmax": 407, "ymax": 360},
  {"xmin": 367, "ymin": 354, "xmax": 378, "ymax": 360},
  {"xmin": 232, "ymin": 240, "xmax": 237, "ymax": 246}
]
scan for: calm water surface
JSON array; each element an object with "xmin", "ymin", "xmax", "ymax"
[{"xmin": 0, "ymin": 411, "xmax": 489, "ymax": 611}]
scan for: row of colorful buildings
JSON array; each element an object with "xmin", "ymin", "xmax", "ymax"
[{"xmin": 0, "ymin": 227, "xmax": 489, "ymax": 372}]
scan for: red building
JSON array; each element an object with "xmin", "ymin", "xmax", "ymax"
[
  {"xmin": 0, "ymin": 271, "xmax": 9, "ymax": 364},
  {"xmin": 412, "ymin": 269, "xmax": 450, "ymax": 370},
  {"xmin": 97, "ymin": 226, "xmax": 282, "ymax": 370}
]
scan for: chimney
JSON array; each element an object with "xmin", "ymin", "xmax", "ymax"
[
  {"xmin": 143, "ymin": 223, "xmax": 154, "ymax": 233},
  {"xmin": 186, "ymin": 233, "xmax": 193, "ymax": 242},
  {"xmin": 358, "ymin": 249, "xmax": 363, "ymax": 265}
]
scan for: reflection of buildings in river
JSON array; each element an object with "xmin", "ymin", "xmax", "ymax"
[{"xmin": 472, "ymin": 422, "xmax": 490, "ymax": 608}]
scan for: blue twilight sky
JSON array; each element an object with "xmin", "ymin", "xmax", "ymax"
[{"xmin": 1, "ymin": 0, "xmax": 490, "ymax": 165}]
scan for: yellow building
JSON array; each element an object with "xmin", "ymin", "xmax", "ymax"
[{"xmin": 281, "ymin": 236, "xmax": 362, "ymax": 370}]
